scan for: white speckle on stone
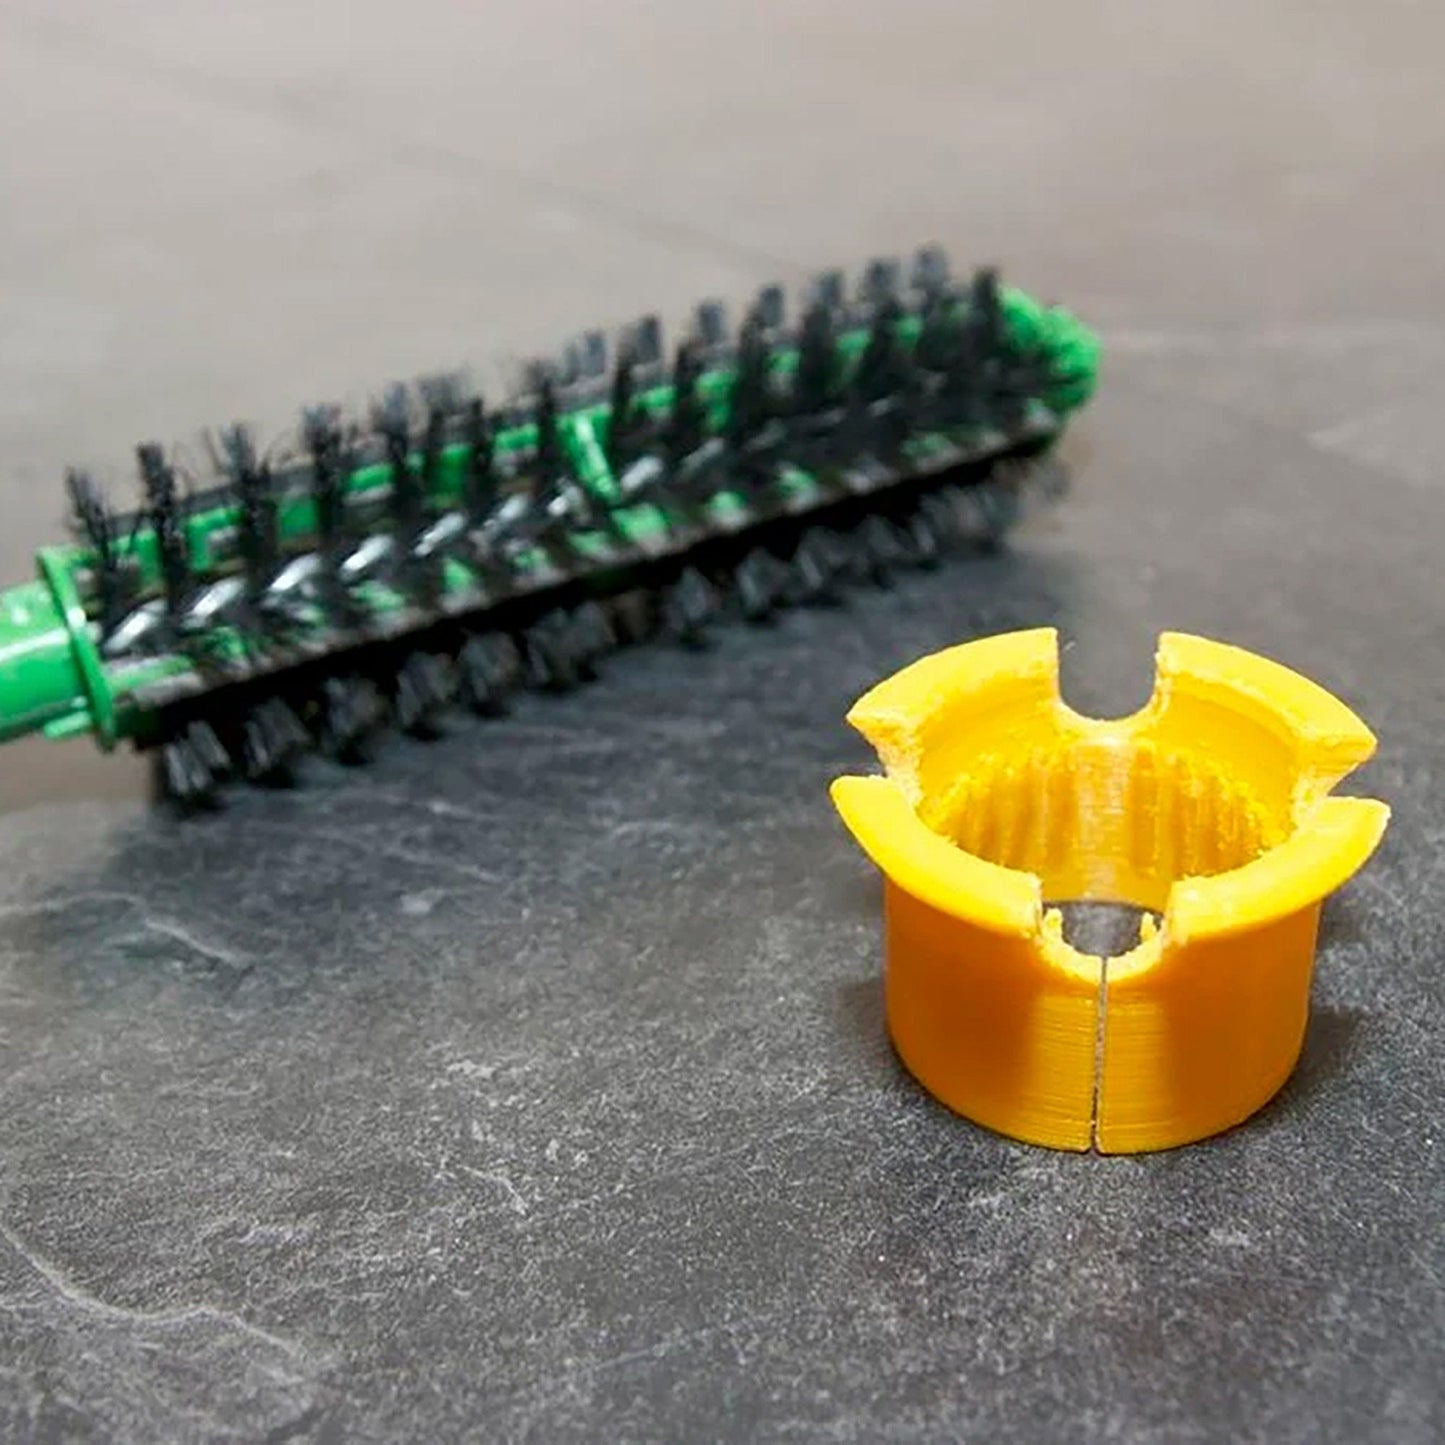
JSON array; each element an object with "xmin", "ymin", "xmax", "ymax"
[
  {"xmin": 1208, "ymin": 1227, "xmax": 1253, "ymax": 1249},
  {"xmin": 448, "ymin": 1059, "xmax": 497, "ymax": 1080}
]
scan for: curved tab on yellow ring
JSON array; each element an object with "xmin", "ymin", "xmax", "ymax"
[{"xmin": 843, "ymin": 626, "xmax": 1062, "ymax": 819}]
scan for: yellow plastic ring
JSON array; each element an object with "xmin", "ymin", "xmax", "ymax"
[{"xmin": 831, "ymin": 629, "xmax": 1389, "ymax": 1153}]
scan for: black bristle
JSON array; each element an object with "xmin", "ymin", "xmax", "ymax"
[
  {"xmin": 902, "ymin": 506, "xmax": 943, "ymax": 567},
  {"xmin": 524, "ymin": 610, "xmax": 582, "ymax": 692},
  {"xmin": 911, "ymin": 245, "xmax": 951, "ymax": 299},
  {"xmin": 411, "ymin": 402, "xmax": 453, "ymax": 597},
  {"xmin": 938, "ymin": 356, "xmax": 986, "ymax": 432},
  {"xmin": 793, "ymin": 301, "xmax": 839, "ymax": 417},
  {"xmin": 531, "ymin": 370, "xmax": 563, "ymax": 486},
  {"xmin": 420, "ymin": 394, "xmax": 447, "ymax": 490},
  {"xmin": 755, "ymin": 284, "xmax": 785, "ymax": 332},
  {"xmin": 727, "ymin": 309, "xmax": 774, "ymax": 447},
  {"xmin": 136, "ymin": 443, "xmax": 190, "ymax": 620},
  {"xmin": 787, "ymin": 528, "xmax": 847, "ymax": 606},
  {"xmin": 918, "ymin": 489, "xmax": 964, "ymax": 551},
  {"xmin": 932, "ymin": 269, "xmax": 1013, "ymax": 430},
  {"xmin": 606, "ymin": 341, "xmax": 643, "ymax": 469},
  {"xmin": 66, "ymin": 468, "xmax": 125, "ymax": 635},
  {"xmin": 375, "ymin": 386, "xmax": 428, "ymax": 572},
  {"xmin": 732, "ymin": 548, "xmax": 784, "ymax": 624},
  {"xmin": 318, "ymin": 674, "xmax": 385, "ymax": 763},
  {"xmin": 694, "ymin": 301, "xmax": 728, "ymax": 349},
  {"xmin": 915, "ymin": 292, "xmax": 963, "ymax": 377},
  {"xmin": 860, "ymin": 258, "xmax": 901, "ymax": 309},
  {"xmin": 968, "ymin": 267, "xmax": 1006, "ymax": 353},
  {"xmin": 854, "ymin": 514, "xmax": 909, "ymax": 586},
  {"xmin": 555, "ymin": 343, "xmax": 581, "ymax": 387},
  {"xmin": 159, "ymin": 722, "xmax": 226, "ymax": 809},
  {"xmin": 661, "ymin": 567, "xmax": 717, "ymax": 648},
  {"xmin": 664, "ymin": 342, "xmax": 707, "ymax": 471},
  {"xmin": 302, "ymin": 405, "xmax": 350, "ymax": 604},
  {"xmin": 419, "ymin": 404, "xmax": 447, "ymax": 510},
  {"xmin": 843, "ymin": 299, "xmax": 914, "ymax": 461},
  {"xmin": 807, "ymin": 270, "xmax": 845, "ymax": 312},
  {"xmin": 570, "ymin": 601, "xmax": 615, "ymax": 675},
  {"xmin": 461, "ymin": 397, "xmax": 498, "ymax": 527},
  {"xmin": 220, "ymin": 424, "xmax": 279, "ymax": 603},
  {"xmin": 579, "ymin": 330, "xmax": 608, "ymax": 379},
  {"xmin": 375, "ymin": 388, "xmax": 439, "ymax": 603},
  {"xmin": 630, "ymin": 315, "xmax": 663, "ymax": 368},
  {"xmin": 989, "ymin": 354, "xmax": 1050, "ymax": 432},
  {"xmin": 240, "ymin": 697, "xmax": 308, "ymax": 784},
  {"xmin": 394, "ymin": 651, "xmax": 456, "ymax": 736},
  {"xmin": 852, "ymin": 299, "xmax": 908, "ymax": 403},
  {"xmin": 457, "ymin": 632, "xmax": 521, "ymax": 716},
  {"xmin": 416, "ymin": 372, "xmax": 463, "ymax": 418}
]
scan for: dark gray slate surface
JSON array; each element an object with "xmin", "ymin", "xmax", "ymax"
[{"xmin": 0, "ymin": 369, "xmax": 1440, "ymax": 1443}]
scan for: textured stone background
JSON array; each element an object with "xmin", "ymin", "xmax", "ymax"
[{"xmin": 0, "ymin": 3, "xmax": 1441, "ymax": 1441}]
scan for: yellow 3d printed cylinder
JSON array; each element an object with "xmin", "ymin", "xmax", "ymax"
[{"xmin": 830, "ymin": 629, "xmax": 1390, "ymax": 1153}]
